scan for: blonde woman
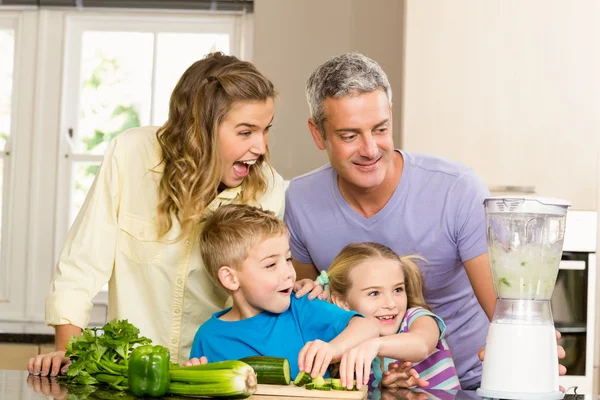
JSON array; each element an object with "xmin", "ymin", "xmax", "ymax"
[
  {"xmin": 327, "ymin": 242, "xmax": 460, "ymax": 392},
  {"xmin": 28, "ymin": 53, "xmax": 295, "ymax": 377}
]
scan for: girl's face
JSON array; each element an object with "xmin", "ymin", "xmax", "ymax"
[
  {"xmin": 218, "ymin": 98, "xmax": 274, "ymax": 188},
  {"xmin": 336, "ymin": 258, "xmax": 407, "ymax": 337}
]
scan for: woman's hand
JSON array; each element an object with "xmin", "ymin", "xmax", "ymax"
[
  {"xmin": 339, "ymin": 338, "xmax": 381, "ymax": 390},
  {"xmin": 26, "ymin": 375, "xmax": 68, "ymax": 399},
  {"xmin": 27, "ymin": 351, "xmax": 71, "ymax": 377},
  {"xmin": 293, "ymin": 279, "xmax": 328, "ymax": 300},
  {"xmin": 381, "ymin": 361, "xmax": 429, "ymax": 388},
  {"xmin": 183, "ymin": 356, "xmax": 208, "ymax": 366},
  {"xmin": 298, "ymin": 340, "xmax": 340, "ymax": 379}
]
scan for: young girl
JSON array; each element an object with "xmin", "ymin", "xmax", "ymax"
[{"xmin": 327, "ymin": 242, "xmax": 461, "ymax": 392}]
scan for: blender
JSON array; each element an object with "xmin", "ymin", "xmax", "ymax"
[{"xmin": 476, "ymin": 196, "xmax": 570, "ymax": 400}]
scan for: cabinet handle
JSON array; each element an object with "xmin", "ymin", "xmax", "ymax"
[{"xmin": 559, "ymin": 260, "xmax": 586, "ymax": 270}]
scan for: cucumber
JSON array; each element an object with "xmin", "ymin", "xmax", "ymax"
[
  {"xmin": 312, "ymin": 375, "xmax": 331, "ymax": 390},
  {"xmin": 331, "ymin": 378, "xmax": 345, "ymax": 390},
  {"xmin": 293, "ymin": 371, "xmax": 312, "ymax": 386},
  {"xmin": 305, "ymin": 383, "xmax": 315, "ymax": 390},
  {"xmin": 238, "ymin": 356, "xmax": 291, "ymax": 385}
]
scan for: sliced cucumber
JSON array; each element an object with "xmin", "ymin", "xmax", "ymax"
[
  {"xmin": 305, "ymin": 383, "xmax": 315, "ymax": 390},
  {"xmin": 293, "ymin": 371, "xmax": 312, "ymax": 387}
]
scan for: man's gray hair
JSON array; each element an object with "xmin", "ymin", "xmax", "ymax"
[{"xmin": 305, "ymin": 52, "xmax": 392, "ymax": 135}]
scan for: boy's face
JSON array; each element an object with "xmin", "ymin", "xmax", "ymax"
[
  {"xmin": 235, "ymin": 234, "xmax": 296, "ymax": 317},
  {"xmin": 336, "ymin": 258, "xmax": 407, "ymax": 337}
]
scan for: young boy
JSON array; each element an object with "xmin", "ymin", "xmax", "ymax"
[{"xmin": 189, "ymin": 204, "xmax": 379, "ymax": 379}]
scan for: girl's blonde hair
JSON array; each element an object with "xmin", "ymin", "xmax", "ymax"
[
  {"xmin": 328, "ymin": 242, "xmax": 431, "ymax": 311},
  {"xmin": 156, "ymin": 52, "xmax": 276, "ymax": 238}
]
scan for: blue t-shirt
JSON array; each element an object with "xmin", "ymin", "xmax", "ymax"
[{"xmin": 190, "ymin": 295, "xmax": 361, "ymax": 378}]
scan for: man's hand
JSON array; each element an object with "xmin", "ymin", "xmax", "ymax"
[
  {"xmin": 381, "ymin": 361, "xmax": 429, "ymax": 389},
  {"xmin": 293, "ymin": 279, "xmax": 328, "ymax": 300},
  {"xmin": 183, "ymin": 356, "xmax": 208, "ymax": 366},
  {"xmin": 478, "ymin": 329, "xmax": 567, "ymax": 392}
]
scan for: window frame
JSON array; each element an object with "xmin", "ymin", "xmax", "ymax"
[{"xmin": 54, "ymin": 10, "xmax": 247, "ymax": 305}]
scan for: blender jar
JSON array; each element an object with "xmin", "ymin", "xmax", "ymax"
[{"xmin": 484, "ymin": 196, "xmax": 570, "ymax": 301}]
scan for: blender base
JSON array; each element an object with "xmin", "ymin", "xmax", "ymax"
[{"xmin": 476, "ymin": 387, "xmax": 564, "ymax": 399}]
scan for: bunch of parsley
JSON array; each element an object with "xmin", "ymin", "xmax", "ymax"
[{"xmin": 60, "ymin": 319, "xmax": 152, "ymax": 391}]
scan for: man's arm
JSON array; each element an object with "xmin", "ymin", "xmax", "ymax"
[
  {"xmin": 463, "ymin": 253, "xmax": 496, "ymax": 321},
  {"xmin": 292, "ymin": 259, "xmax": 319, "ymax": 281}
]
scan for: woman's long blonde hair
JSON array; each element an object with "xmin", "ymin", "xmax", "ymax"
[
  {"xmin": 156, "ymin": 52, "xmax": 276, "ymax": 238},
  {"xmin": 328, "ymin": 242, "xmax": 431, "ymax": 311}
]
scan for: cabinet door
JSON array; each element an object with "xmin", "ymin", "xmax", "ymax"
[
  {"xmin": 401, "ymin": 1, "xmax": 599, "ymax": 210},
  {"xmin": 0, "ymin": 344, "xmax": 38, "ymax": 371}
]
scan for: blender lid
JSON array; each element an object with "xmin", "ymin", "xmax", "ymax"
[{"xmin": 483, "ymin": 195, "xmax": 571, "ymax": 215}]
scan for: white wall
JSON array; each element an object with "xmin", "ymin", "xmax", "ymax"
[{"xmin": 253, "ymin": 0, "xmax": 404, "ymax": 180}]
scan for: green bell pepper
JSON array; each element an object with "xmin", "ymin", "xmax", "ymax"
[{"xmin": 128, "ymin": 345, "xmax": 170, "ymax": 397}]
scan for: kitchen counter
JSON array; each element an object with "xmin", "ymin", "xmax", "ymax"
[
  {"xmin": 0, "ymin": 369, "xmax": 476, "ymax": 399},
  {"xmin": 0, "ymin": 370, "xmax": 588, "ymax": 400}
]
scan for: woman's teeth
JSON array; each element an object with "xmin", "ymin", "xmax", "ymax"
[{"xmin": 241, "ymin": 159, "xmax": 257, "ymax": 165}]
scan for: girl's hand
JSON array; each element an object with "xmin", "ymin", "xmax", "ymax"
[
  {"xmin": 293, "ymin": 279, "xmax": 328, "ymax": 300},
  {"xmin": 339, "ymin": 338, "xmax": 381, "ymax": 390},
  {"xmin": 381, "ymin": 361, "xmax": 429, "ymax": 388},
  {"xmin": 298, "ymin": 340, "xmax": 339, "ymax": 378},
  {"xmin": 27, "ymin": 351, "xmax": 71, "ymax": 377},
  {"xmin": 183, "ymin": 356, "xmax": 208, "ymax": 366}
]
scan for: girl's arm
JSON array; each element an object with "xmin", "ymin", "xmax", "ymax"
[
  {"xmin": 330, "ymin": 316, "xmax": 380, "ymax": 359},
  {"xmin": 376, "ymin": 314, "xmax": 441, "ymax": 362},
  {"xmin": 337, "ymin": 314, "xmax": 441, "ymax": 390}
]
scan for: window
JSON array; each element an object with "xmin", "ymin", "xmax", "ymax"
[
  {"xmin": 59, "ymin": 15, "xmax": 240, "ymax": 229},
  {"xmin": 0, "ymin": 16, "xmax": 16, "ymax": 302}
]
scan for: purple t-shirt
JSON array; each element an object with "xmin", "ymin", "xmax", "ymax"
[{"xmin": 284, "ymin": 150, "xmax": 490, "ymax": 390}]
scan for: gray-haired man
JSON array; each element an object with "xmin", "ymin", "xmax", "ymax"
[{"xmin": 286, "ymin": 53, "xmax": 565, "ymax": 390}]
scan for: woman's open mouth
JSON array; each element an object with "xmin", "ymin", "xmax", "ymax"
[{"xmin": 232, "ymin": 159, "xmax": 257, "ymax": 179}]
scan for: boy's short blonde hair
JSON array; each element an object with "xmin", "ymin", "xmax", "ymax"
[{"xmin": 199, "ymin": 204, "xmax": 288, "ymax": 287}]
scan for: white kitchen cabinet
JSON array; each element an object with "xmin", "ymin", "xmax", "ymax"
[{"xmin": 401, "ymin": 0, "xmax": 600, "ymax": 210}]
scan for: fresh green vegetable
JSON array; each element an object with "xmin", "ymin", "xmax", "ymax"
[
  {"xmin": 293, "ymin": 371, "xmax": 312, "ymax": 386},
  {"xmin": 61, "ymin": 319, "xmax": 151, "ymax": 390},
  {"xmin": 239, "ymin": 356, "xmax": 290, "ymax": 385},
  {"xmin": 305, "ymin": 383, "xmax": 315, "ymax": 390},
  {"xmin": 127, "ymin": 345, "xmax": 170, "ymax": 397},
  {"xmin": 61, "ymin": 319, "xmax": 257, "ymax": 399},
  {"xmin": 168, "ymin": 361, "xmax": 257, "ymax": 398},
  {"xmin": 331, "ymin": 378, "xmax": 344, "ymax": 390}
]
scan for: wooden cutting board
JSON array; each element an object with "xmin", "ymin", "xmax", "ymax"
[{"xmin": 251, "ymin": 384, "xmax": 368, "ymax": 399}]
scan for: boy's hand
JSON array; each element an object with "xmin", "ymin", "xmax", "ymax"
[
  {"xmin": 293, "ymin": 279, "xmax": 328, "ymax": 300},
  {"xmin": 298, "ymin": 340, "xmax": 340, "ymax": 379},
  {"xmin": 381, "ymin": 361, "xmax": 429, "ymax": 388},
  {"xmin": 183, "ymin": 356, "xmax": 208, "ymax": 366},
  {"xmin": 339, "ymin": 338, "xmax": 380, "ymax": 390}
]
